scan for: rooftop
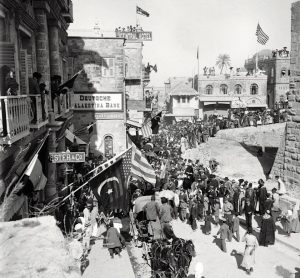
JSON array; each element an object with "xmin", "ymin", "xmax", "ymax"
[{"xmin": 170, "ymin": 82, "xmax": 198, "ymax": 96}]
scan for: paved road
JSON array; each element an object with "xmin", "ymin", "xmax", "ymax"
[{"xmin": 172, "ymin": 219, "xmax": 300, "ymax": 278}]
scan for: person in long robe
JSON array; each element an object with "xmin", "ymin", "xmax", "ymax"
[
  {"xmin": 257, "ymin": 180, "xmax": 267, "ymax": 215},
  {"xmin": 291, "ymin": 202, "xmax": 300, "ymax": 233},
  {"xmin": 259, "ymin": 210, "xmax": 276, "ymax": 246},
  {"xmin": 241, "ymin": 227, "xmax": 259, "ymax": 274}
]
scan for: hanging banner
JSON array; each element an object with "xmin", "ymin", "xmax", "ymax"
[
  {"xmin": 73, "ymin": 93, "xmax": 123, "ymax": 111},
  {"xmin": 49, "ymin": 152, "xmax": 86, "ymax": 163},
  {"xmin": 115, "ymin": 31, "xmax": 152, "ymax": 41}
]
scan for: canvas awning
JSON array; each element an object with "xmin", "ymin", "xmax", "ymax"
[
  {"xmin": 203, "ymin": 102, "xmax": 217, "ymax": 106},
  {"xmin": 126, "ymin": 120, "xmax": 142, "ymax": 128},
  {"xmin": 217, "ymin": 101, "xmax": 231, "ymax": 105},
  {"xmin": 246, "ymin": 104, "xmax": 267, "ymax": 108},
  {"xmin": 65, "ymin": 129, "xmax": 87, "ymax": 145}
]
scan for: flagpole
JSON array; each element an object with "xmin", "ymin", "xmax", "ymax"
[
  {"xmin": 60, "ymin": 146, "xmax": 133, "ymax": 192},
  {"xmin": 197, "ymin": 46, "xmax": 199, "ymax": 92}
]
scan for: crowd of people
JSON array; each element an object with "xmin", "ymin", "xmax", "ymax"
[
  {"xmin": 201, "ymin": 107, "xmax": 289, "ymax": 136},
  {"xmin": 128, "ymin": 120, "xmax": 300, "ymax": 275},
  {"xmin": 52, "ymin": 119, "xmax": 300, "ymax": 275}
]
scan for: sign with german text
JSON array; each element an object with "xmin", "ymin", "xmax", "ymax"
[
  {"xmin": 94, "ymin": 112, "xmax": 124, "ymax": 120},
  {"xmin": 116, "ymin": 31, "xmax": 152, "ymax": 41},
  {"xmin": 73, "ymin": 93, "xmax": 123, "ymax": 111},
  {"xmin": 49, "ymin": 152, "xmax": 85, "ymax": 163}
]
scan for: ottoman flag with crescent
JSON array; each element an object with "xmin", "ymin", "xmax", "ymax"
[{"xmin": 89, "ymin": 144, "xmax": 156, "ymax": 212}]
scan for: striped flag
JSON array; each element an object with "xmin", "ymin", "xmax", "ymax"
[
  {"xmin": 141, "ymin": 119, "xmax": 152, "ymax": 138},
  {"xmin": 131, "ymin": 143, "xmax": 156, "ymax": 185},
  {"xmin": 255, "ymin": 24, "xmax": 269, "ymax": 45},
  {"xmin": 136, "ymin": 6, "xmax": 150, "ymax": 17}
]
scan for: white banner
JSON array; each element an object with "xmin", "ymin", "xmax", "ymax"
[{"xmin": 73, "ymin": 93, "xmax": 123, "ymax": 111}]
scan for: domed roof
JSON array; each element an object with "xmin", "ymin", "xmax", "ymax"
[{"xmin": 252, "ymin": 49, "xmax": 272, "ymax": 59}]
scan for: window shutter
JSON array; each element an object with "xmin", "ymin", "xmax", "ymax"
[
  {"xmin": 109, "ymin": 58, "xmax": 114, "ymax": 76},
  {"xmin": 0, "ymin": 42, "xmax": 15, "ymax": 69},
  {"xmin": 20, "ymin": 49, "xmax": 28, "ymax": 95},
  {"xmin": 27, "ymin": 54, "xmax": 33, "ymax": 77},
  {"xmin": 67, "ymin": 57, "xmax": 74, "ymax": 77}
]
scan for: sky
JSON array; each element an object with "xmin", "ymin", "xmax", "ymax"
[{"xmin": 69, "ymin": 0, "xmax": 296, "ymax": 86}]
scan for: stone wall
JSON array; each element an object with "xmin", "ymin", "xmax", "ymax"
[
  {"xmin": 271, "ymin": 101, "xmax": 300, "ymax": 199},
  {"xmin": 215, "ymin": 123, "xmax": 286, "ymax": 148}
]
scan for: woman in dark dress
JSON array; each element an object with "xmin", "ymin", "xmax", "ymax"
[{"xmin": 259, "ymin": 210, "xmax": 276, "ymax": 246}]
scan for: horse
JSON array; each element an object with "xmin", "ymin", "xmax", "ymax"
[
  {"xmin": 172, "ymin": 238, "xmax": 196, "ymax": 278},
  {"xmin": 150, "ymin": 239, "xmax": 177, "ymax": 278}
]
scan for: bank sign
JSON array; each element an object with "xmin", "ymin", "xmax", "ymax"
[
  {"xmin": 73, "ymin": 93, "xmax": 123, "ymax": 111},
  {"xmin": 116, "ymin": 31, "xmax": 152, "ymax": 41},
  {"xmin": 49, "ymin": 152, "xmax": 85, "ymax": 163}
]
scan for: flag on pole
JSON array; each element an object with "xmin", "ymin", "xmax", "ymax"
[
  {"xmin": 131, "ymin": 143, "xmax": 156, "ymax": 185},
  {"xmin": 151, "ymin": 111, "xmax": 162, "ymax": 135},
  {"xmin": 141, "ymin": 119, "xmax": 152, "ymax": 138},
  {"xmin": 89, "ymin": 148, "xmax": 132, "ymax": 213},
  {"xmin": 197, "ymin": 46, "xmax": 199, "ymax": 59},
  {"xmin": 255, "ymin": 24, "xmax": 269, "ymax": 45},
  {"xmin": 58, "ymin": 69, "xmax": 82, "ymax": 93},
  {"xmin": 136, "ymin": 6, "xmax": 150, "ymax": 17}
]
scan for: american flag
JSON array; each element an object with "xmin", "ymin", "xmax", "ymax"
[
  {"xmin": 141, "ymin": 119, "xmax": 152, "ymax": 138},
  {"xmin": 256, "ymin": 24, "xmax": 269, "ymax": 45},
  {"xmin": 120, "ymin": 147, "xmax": 132, "ymax": 185},
  {"xmin": 131, "ymin": 143, "xmax": 156, "ymax": 185}
]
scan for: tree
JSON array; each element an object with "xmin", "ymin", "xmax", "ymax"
[{"xmin": 216, "ymin": 54, "xmax": 231, "ymax": 74}]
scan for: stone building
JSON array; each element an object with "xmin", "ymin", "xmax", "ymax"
[
  {"xmin": 244, "ymin": 48, "xmax": 290, "ymax": 108},
  {"xmin": 198, "ymin": 72, "xmax": 268, "ymax": 118},
  {"xmin": 164, "ymin": 78, "xmax": 198, "ymax": 122},
  {"xmin": 68, "ymin": 36, "xmax": 127, "ymax": 158},
  {"xmin": 124, "ymin": 40, "xmax": 146, "ymax": 124},
  {"xmin": 0, "ymin": 0, "xmax": 74, "ymax": 220},
  {"xmin": 271, "ymin": 1, "xmax": 300, "ymax": 198}
]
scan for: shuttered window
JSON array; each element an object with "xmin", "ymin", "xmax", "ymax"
[
  {"xmin": 101, "ymin": 57, "xmax": 114, "ymax": 77},
  {"xmin": 0, "ymin": 43, "xmax": 15, "ymax": 69},
  {"xmin": 20, "ymin": 49, "xmax": 29, "ymax": 95}
]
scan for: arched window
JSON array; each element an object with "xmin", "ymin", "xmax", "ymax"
[
  {"xmin": 220, "ymin": 84, "xmax": 228, "ymax": 94},
  {"xmin": 250, "ymin": 83, "xmax": 258, "ymax": 95},
  {"xmin": 234, "ymin": 84, "xmax": 242, "ymax": 94},
  {"xmin": 104, "ymin": 135, "xmax": 113, "ymax": 158},
  {"xmin": 205, "ymin": 85, "xmax": 213, "ymax": 94}
]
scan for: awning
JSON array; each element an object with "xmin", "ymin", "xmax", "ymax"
[
  {"xmin": 65, "ymin": 129, "xmax": 87, "ymax": 145},
  {"xmin": 218, "ymin": 101, "xmax": 231, "ymax": 105},
  {"xmin": 203, "ymin": 102, "xmax": 217, "ymax": 106},
  {"xmin": 126, "ymin": 120, "xmax": 142, "ymax": 128},
  {"xmin": 246, "ymin": 104, "xmax": 268, "ymax": 108}
]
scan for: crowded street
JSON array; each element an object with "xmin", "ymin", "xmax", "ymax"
[{"xmin": 1, "ymin": 0, "xmax": 300, "ymax": 278}]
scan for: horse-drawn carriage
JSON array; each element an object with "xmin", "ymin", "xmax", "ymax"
[{"xmin": 132, "ymin": 196, "xmax": 196, "ymax": 278}]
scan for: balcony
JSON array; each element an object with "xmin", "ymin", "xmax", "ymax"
[
  {"xmin": 62, "ymin": 0, "xmax": 73, "ymax": 23},
  {"xmin": 53, "ymin": 91, "xmax": 73, "ymax": 119},
  {"xmin": 0, "ymin": 92, "xmax": 73, "ymax": 145},
  {"xmin": 0, "ymin": 96, "xmax": 30, "ymax": 145},
  {"xmin": 28, "ymin": 95, "xmax": 49, "ymax": 129}
]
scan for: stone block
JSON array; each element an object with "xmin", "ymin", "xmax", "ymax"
[
  {"xmin": 286, "ymin": 147, "xmax": 297, "ymax": 153},
  {"xmin": 291, "ymin": 153, "xmax": 298, "ymax": 160}
]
